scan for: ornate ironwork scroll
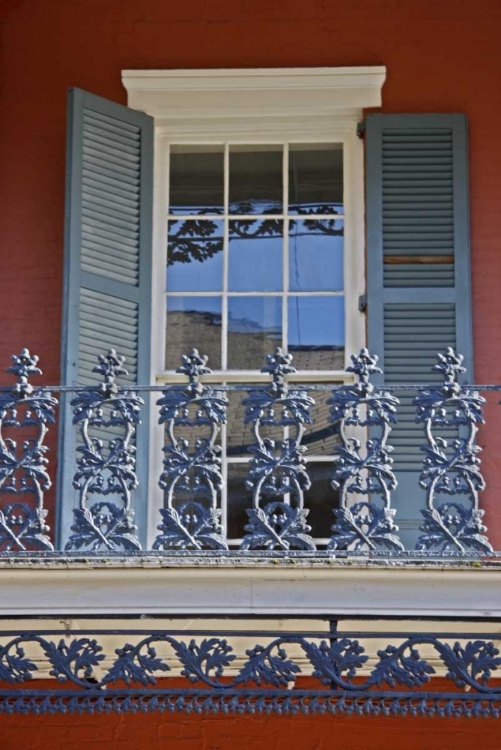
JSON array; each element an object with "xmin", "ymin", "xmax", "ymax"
[
  {"xmin": 240, "ymin": 348, "xmax": 316, "ymax": 550},
  {"xmin": 415, "ymin": 348, "xmax": 491, "ymax": 552},
  {"xmin": 65, "ymin": 351, "xmax": 143, "ymax": 552},
  {"xmin": 1, "ymin": 626, "xmax": 501, "ymax": 717},
  {"xmin": 153, "ymin": 350, "xmax": 228, "ymax": 550},
  {"xmin": 328, "ymin": 349, "xmax": 402, "ymax": 551},
  {"xmin": 0, "ymin": 349, "xmax": 56, "ymax": 550}
]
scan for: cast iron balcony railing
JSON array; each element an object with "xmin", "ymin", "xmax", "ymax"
[
  {"xmin": 0, "ymin": 345, "xmax": 498, "ymax": 556},
  {"xmin": 2, "ymin": 618, "xmax": 501, "ymax": 717}
]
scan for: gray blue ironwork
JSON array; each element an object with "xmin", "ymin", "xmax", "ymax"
[
  {"xmin": 0, "ymin": 344, "xmax": 499, "ymax": 556},
  {"xmin": 1, "ymin": 625, "xmax": 501, "ymax": 717},
  {"xmin": 154, "ymin": 350, "xmax": 228, "ymax": 550},
  {"xmin": 415, "ymin": 348, "xmax": 492, "ymax": 552},
  {"xmin": 240, "ymin": 348, "xmax": 316, "ymax": 550},
  {"xmin": 65, "ymin": 350, "xmax": 143, "ymax": 551},
  {"xmin": 328, "ymin": 349, "xmax": 402, "ymax": 551},
  {"xmin": 0, "ymin": 349, "xmax": 56, "ymax": 550}
]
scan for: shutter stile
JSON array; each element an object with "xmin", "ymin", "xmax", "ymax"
[
  {"xmin": 366, "ymin": 114, "xmax": 472, "ymax": 547},
  {"xmin": 59, "ymin": 89, "xmax": 153, "ymax": 547}
]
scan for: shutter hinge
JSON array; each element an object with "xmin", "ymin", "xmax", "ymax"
[
  {"xmin": 358, "ymin": 294, "xmax": 367, "ymax": 314},
  {"xmin": 356, "ymin": 120, "xmax": 366, "ymax": 139}
]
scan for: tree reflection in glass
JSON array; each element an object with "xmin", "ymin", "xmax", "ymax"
[
  {"xmin": 167, "ymin": 220, "xmax": 223, "ymax": 292},
  {"xmin": 228, "ymin": 219, "xmax": 283, "ymax": 292}
]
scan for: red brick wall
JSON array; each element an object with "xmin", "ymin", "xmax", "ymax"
[
  {"xmin": 1, "ymin": 2, "xmax": 501, "ymax": 743},
  {"xmin": 2, "ymin": 709, "xmax": 501, "ymax": 750}
]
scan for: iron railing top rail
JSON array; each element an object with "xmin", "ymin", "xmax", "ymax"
[{"xmin": 2, "ymin": 383, "xmax": 501, "ymax": 392}]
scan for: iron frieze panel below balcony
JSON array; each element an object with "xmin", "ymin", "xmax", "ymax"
[
  {"xmin": 1, "ymin": 620, "xmax": 501, "ymax": 717},
  {"xmin": 0, "ymin": 343, "xmax": 498, "ymax": 556}
]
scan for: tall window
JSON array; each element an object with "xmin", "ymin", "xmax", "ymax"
[{"xmin": 163, "ymin": 142, "xmax": 345, "ymax": 545}]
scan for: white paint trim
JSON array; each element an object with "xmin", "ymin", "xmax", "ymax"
[
  {"xmin": 122, "ymin": 67, "xmax": 386, "ymax": 127},
  {"xmin": 1, "ymin": 564, "xmax": 501, "ymax": 618},
  {"xmin": 122, "ymin": 66, "xmax": 387, "ymax": 89}
]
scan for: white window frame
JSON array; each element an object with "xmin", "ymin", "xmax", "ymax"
[{"xmin": 122, "ymin": 66, "xmax": 386, "ymax": 544}]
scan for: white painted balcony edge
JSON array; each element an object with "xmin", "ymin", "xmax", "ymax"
[{"xmin": 1, "ymin": 562, "xmax": 501, "ymax": 618}]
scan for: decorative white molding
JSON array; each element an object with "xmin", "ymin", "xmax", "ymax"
[
  {"xmin": 1, "ymin": 562, "xmax": 500, "ymax": 618},
  {"xmin": 122, "ymin": 67, "xmax": 386, "ymax": 130}
]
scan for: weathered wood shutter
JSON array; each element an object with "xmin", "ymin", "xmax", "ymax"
[
  {"xmin": 365, "ymin": 114, "xmax": 472, "ymax": 547},
  {"xmin": 58, "ymin": 89, "xmax": 154, "ymax": 546}
]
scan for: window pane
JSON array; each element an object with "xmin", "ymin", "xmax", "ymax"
[
  {"xmin": 228, "ymin": 219, "xmax": 283, "ymax": 292},
  {"xmin": 165, "ymin": 296, "xmax": 222, "ymax": 369},
  {"xmin": 167, "ymin": 220, "xmax": 223, "ymax": 292},
  {"xmin": 228, "ymin": 296, "xmax": 282, "ymax": 369},
  {"xmin": 289, "ymin": 144, "xmax": 343, "ymax": 215},
  {"xmin": 287, "ymin": 296, "xmax": 344, "ymax": 370},
  {"xmin": 229, "ymin": 146, "xmax": 283, "ymax": 215},
  {"xmin": 289, "ymin": 219, "xmax": 344, "ymax": 292},
  {"xmin": 227, "ymin": 462, "xmax": 252, "ymax": 540},
  {"xmin": 304, "ymin": 461, "xmax": 339, "ymax": 540},
  {"xmin": 169, "ymin": 145, "xmax": 224, "ymax": 215},
  {"xmin": 303, "ymin": 388, "xmax": 341, "ymax": 455}
]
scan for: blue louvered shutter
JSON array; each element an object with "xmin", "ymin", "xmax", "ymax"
[
  {"xmin": 366, "ymin": 114, "xmax": 472, "ymax": 548},
  {"xmin": 58, "ymin": 88, "xmax": 154, "ymax": 547}
]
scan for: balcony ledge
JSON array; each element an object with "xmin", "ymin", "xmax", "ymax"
[{"xmin": 1, "ymin": 554, "xmax": 501, "ymax": 618}]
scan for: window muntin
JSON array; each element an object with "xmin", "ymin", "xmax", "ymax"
[{"xmin": 165, "ymin": 143, "xmax": 345, "ymax": 374}]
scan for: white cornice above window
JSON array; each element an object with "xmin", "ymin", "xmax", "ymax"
[{"xmin": 122, "ymin": 67, "xmax": 386, "ymax": 136}]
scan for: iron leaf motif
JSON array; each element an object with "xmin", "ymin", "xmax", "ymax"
[
  {"xmin": 439, "ymin": 640, "xmax": 501, "ymax": 690},
  {"xmin": 172, "ymin": 638, "xmax": 236, "ymax": 684},
  {"xmin": 371, "ymin": 644, "xmax": 435, "ymax": 689},
  {"xmin": 242, "ymin": 643, "xmax": 301, "ymax": 687},
  {"xmin": 328, "ymin": 503, "xmax": 402, "ymax": 552},
  {"xmin": 302, "ymin": 638, "xmax": 369, "ymax": 687},
  {"xmin": 43, "ymin": 638, "xmax": 105, "ymax": 686},
  {"xmin": 417, "ymin": 504, "xmax": 492, "ymax": 553},
  {"xmin": 103, "ymin": 640, "xmax": 170, "ymax": 687},
  {"xmin": 0, "ymin": 640, "xmax": 38, "ymax": 683},
  {"xmin": 153, "ymin": 503, "xmax": 227, "ymax": 551},
  {"xmin": 242, "ymin": 502, "xmax": 315, "ymax": 551}
]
